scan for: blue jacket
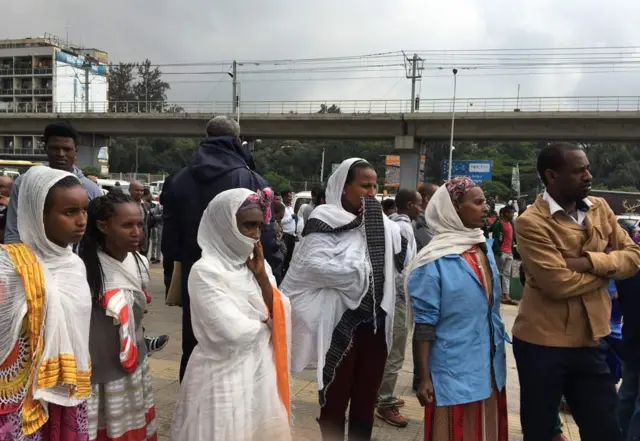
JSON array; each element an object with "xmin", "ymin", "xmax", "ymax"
[
  {"xmin": 408, "ymin": 241, "xmax": 508, "ymax": 407},
  {"xmin": 616, "ymin": 272, "xmax": 640, "ymax": 368}
]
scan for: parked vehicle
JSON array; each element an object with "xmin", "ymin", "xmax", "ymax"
[
  {"xmin": 97, "ymin": 179, "xmax": 130, "ymax": 195},
  {"xmin": 617, "ymin": 214, "xmax": 640, "ymax": 233}
]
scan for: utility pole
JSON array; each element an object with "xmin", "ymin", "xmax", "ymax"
[
  {"xmin": 410, "ymin": 54, "xmax": 418, "ymax": 113},
  {"xmin": 231, "ymin": 60, "xmax": 237, "ymax": 117},
  {"xmin": 447, "ymin": 68, "xmax": 459, "ymax": 181},
  {"xmin": 145, "ymin": 77, "xmax": 149, "ymax": 113},
  {"xmin": 320, "ymin": 147, "xmax": 326, "ymax": 183},
  {"xmin": 405, "ymin": 53, "xmax": 423, "ymax": 113},
  {"xmin": 82, "ymin": 61, "xmax": 92, "ymax": 113}
]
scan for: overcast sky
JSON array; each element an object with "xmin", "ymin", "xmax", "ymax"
[{"xmin": 5, "ymin": 0, "xmax": 640, "ymax": 106}]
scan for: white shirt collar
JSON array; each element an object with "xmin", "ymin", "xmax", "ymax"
[{"xmin": 543, "ymin": 191, "xmax": 592, "ymax": 225}]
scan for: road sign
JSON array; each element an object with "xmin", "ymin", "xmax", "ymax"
[
  {"xmin": 384, "ymin": 155, "xmax": 426, "ymax": 188},
  {"xmin": 441, "ymin": 160, "xmax": 493, "ymax": 183}
]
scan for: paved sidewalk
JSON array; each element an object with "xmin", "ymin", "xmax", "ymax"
[{"xmin": 143, "ymin": 266, "xmax": 580, "ymax": 441}]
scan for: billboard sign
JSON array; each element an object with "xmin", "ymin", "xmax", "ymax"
[
  {"xmin": 441, "ymin": 160, "xmax": 493, "ymax": 183},
  {"xmin": 55, "ymin": 50, "xmax": 107, "ymax": 76},
  {"xmin": 384, "ymin": 155, "xmax": 426, "ymax": 188}
]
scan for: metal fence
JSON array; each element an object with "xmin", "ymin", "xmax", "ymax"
[
  {"xmin": 5, "ymin": 96, "xmax": 640, "ymax": 115},
  {"xmin": 107, "ymin": 172, "xmax": 167, "ymax": 184}
]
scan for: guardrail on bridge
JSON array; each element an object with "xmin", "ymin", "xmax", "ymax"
[{"xmin": 3, "ymin": 96, "xmax": 640, "ymax": 115}]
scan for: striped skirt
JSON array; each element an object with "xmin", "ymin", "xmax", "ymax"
[
  {"xmin": 424, "ymin": 388, "xmax": 509, "ymax": 441},
  {"xmin": 88, "ymin": 357, "xmax": 157, "ymax": 441}
]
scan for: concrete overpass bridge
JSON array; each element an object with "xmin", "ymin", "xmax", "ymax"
[
  {"xmin": 3, "ymin": 96, "xmax": 640, "ymax": 187},
  {"xmin": 3, "ymin": 96, "xmax": 640, "ymax": 141}
]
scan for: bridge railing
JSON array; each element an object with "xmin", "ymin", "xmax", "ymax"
[{"xmin": 3, "ymin": 96, "xmax": 640, "ymax": 115}]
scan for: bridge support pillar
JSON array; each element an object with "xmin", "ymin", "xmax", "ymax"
[
  {"xmin": 75, "ymin": 133, "xmax": 110, "ymax": 169},
  {"xmin": 395, "ymin": 136, "xmax": 422, "ymax": 190}
]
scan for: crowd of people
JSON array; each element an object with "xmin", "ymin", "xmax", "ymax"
[{"xmin": 2, "ymin": 116, "xmax": 640, "ymax": 441}]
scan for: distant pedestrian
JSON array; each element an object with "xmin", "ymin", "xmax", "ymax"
[
  {"xmin": 130, "ymin": 181, "xmax": 151, "ymax": 255},
  {"xmin": 5, "ymin": 122, "xmax": 101, "ymax": 244},
  {"xmin": 274, "ymin": 201, "xmax": 288, "ymax": 258},
  {"xmin": 161, "ymin": 173, "xmax": 176, "ymax": 294},
  {"xmin": 149, "ymin": 201, "xmax": 163, "ymax": 264},
  {"xmin": 163, "ymin": 115, "xmax": 282, "ymax": 381},
  {"xmin": 298, "ymin": 187, "xmax": 318, "ymax": 225},
  {"xmin": 382, "ymin": 198, "xmax": 396, "ymax": 216},
  {"xmin": 414, "ymin": 184, "xmax": 438, "ymax": 251},
  {"xmin": 412, "ymin": 183, "xmax": 438, "ymax": 392},
  {"xmin": 376, "ymin": 188, "xmax": 421, "ymax": 428},
  {"xmin": 281, "ymin": 189, "xmax": 296, "ymax": 275},
  {"xmin": 492, "ymin": 205, "xmax": 518, "ymax": 305}
]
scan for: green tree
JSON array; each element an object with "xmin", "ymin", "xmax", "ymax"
[
  {"xmin": 317, "ymin": 104, "xmax": 341, "ymax": 114},
  {"xmin": 263, "ymin": 171, "xmax": 291, "ymax": 193},
  {"xmin": 82, "ymin": 166, "xmax": 101, "ymax": 177},
  {"xmin": 132, "ymin": 59, "xmax": 171, "ymax": 112},
  {"xmin": 481, "ymin": 180, "xmax": 511, "ymax": 201},
  {"xmin": 108, "ymin": 62, "xmax": 136, "ymax": 112}
]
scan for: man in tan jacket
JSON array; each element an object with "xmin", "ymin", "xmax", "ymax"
[{"xmin": 514, "ymin": 143, "xmax": 640, "ymax": 441}]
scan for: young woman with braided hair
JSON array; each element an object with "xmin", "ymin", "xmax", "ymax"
[{"xmin": 78, "ymin": 192, "xmax": 157, "ymax": 441}]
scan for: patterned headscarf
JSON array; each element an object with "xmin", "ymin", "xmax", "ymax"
[
  {"xmin": 237, "ymin": 187, "xmax": 274, "ymax": 223},
  {"xmin": 446, "ymin": 177, "xmax": 477, "ymax": 203}
]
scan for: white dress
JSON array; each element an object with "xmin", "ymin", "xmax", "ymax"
[{"xmin": 171, "ymin": 261, "xmax": 291, "ymax": 441}]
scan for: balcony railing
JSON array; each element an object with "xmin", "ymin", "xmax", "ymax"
[
  {"xmin": 33, "ymin": 88, "xmax": 52, "ymax": 95},
  {"xmin": 0, "ymin": 147, "xmax": 46, "ymax": 156},
  {"xmin": 0, "ymin": 67, "xmax": 53, "ymax": 76}
]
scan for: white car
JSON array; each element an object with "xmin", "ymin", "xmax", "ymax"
[
  {"xmin": 292, "ymin": 191, "xmax": 312, "ymax": 214},
  {"xmin": 617, "ymin": 214, "xmax": 640, "ymax": 234},
  {"xmin": 97, "ymin": 179, "xmax": 130, "ymax": 195}
]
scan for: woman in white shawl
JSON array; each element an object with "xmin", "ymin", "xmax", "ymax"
[
  {"xmin": 171, "ymin": 188, "xmax": 292, "ymax": 441},
  {"xmin": 281, "ymin": 158, "xmax": 405, "ymax": 441},
  {"xmin": 77, "ymin": 192, "xmax": 156, "ymax": 441},
  {"xmin": 407, "ymin": 178, "xmax": 508, "ymax": 441},
  {"xmin": 0, "ymin": 166, "xmax": 92, "ymax": 440}
]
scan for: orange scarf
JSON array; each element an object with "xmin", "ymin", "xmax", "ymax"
[{"xmin": 270, "ymin": 287, "xmax": 291, "ymax": 420}]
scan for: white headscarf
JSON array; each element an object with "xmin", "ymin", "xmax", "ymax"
[
  {"xmin": 309, "ymin": 157, "xmax": 366, "ymax": 228},
  {"xmin": 282, "ymin": 158, "xmax": 402, "ymax": 386},
  {"xmin": 198, "ymin": 188, "xmax": 259, "ymax": 268},
  {"xmin": 406, "ymin": 182, "xmax": 486, "ymax": 277},
  {"xmin": 1, "ymin": 166, "xmax": 92, "ymax": 408}
]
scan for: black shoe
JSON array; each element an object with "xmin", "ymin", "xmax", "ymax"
[{"xmin": 145, "ymin": 334, "xmax": 169, "ymax": 355}]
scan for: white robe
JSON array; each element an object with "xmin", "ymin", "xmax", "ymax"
[
  {"xmin": 281, "ymin": 158, "xmax": 402, "ymax": 390},
  {"xmin": 171, "ymin": 188, "xmax": 292, "ymax": 441}
]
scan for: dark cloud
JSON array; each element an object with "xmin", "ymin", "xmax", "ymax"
[{"xmin": 4, "ymin": 0, "xmax": 640, "ymax": 107}]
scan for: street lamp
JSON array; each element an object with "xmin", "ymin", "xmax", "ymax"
[{"xmin": 447, "ymin": 68, "xmax": 458, "ymax": 181}]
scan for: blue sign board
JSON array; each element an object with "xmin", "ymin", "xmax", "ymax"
[
  {"xmin": 55, "ymin": 50, "xmax": 107, "ymax": 76},
  {"xmin": 441, "ymin": 160, "xmax": 493, "ymax": 183}
]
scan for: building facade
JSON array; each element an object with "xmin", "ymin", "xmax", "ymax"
[{"xmin": 0, "ymin": 34, "xmax": 109, "ymax": 167}]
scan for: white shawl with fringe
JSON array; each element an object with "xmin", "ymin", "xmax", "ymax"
[
  {"xmin": 172, "ymin": 189, "xmax": 291, "ymax": 441},
  {"xmin": 281, "ymin": 158, "xmax": 402, "ymax": 389},
  {"xmin": 0, "ymin": 166, "xmax": 92, "ymax": 410}
]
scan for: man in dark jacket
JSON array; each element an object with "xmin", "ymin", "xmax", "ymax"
[
  {"xmin": 160, "ymin": 173, "xmax": 175, "ymax": 296},
  {"xmin": 162, "ymin": 116, "xmax": 284, "ymax": 381}
]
